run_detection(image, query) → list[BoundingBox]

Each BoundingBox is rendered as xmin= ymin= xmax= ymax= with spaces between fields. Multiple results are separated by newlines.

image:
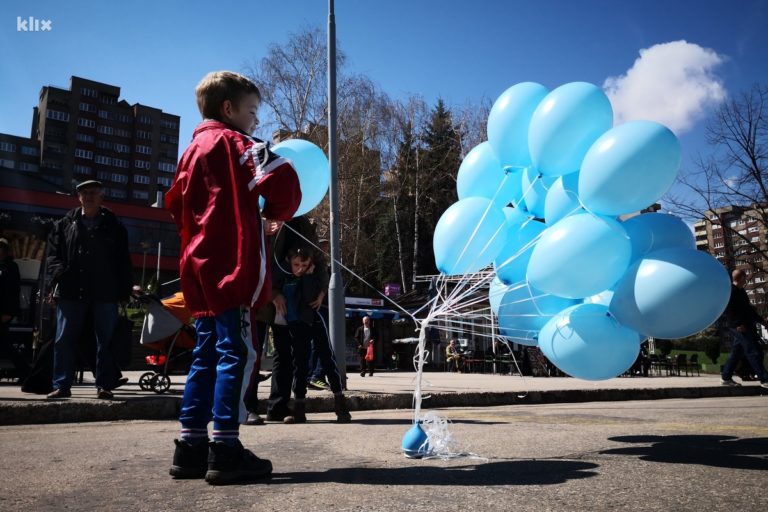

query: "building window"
xmin=114 ymin=158 xmax=129 ymax=168
xmin=115 ymin=143 xmax=130 ymax=153
xmin=81 ymin=87 xmax=98 ymax=98
xmin=21 ymin=146 xmax=38 ymax=156
xmin=133 ymin=190 xmax=150 ymax=200
xmin=748 ymin=226 xmax=760 ymax=233
xmin=0 ymin=159 xmax=15 ymax=169
xmin=47 ymin=110 xmax=70 ymax=122
xmin=135 ymin=160 xmax=150 ymax=170
xmin=79 ymin=102 xmax=97 ymax=112
xmin=116 ymin=129 xmax=131 ymax=138
xmin=78 ymin=118 xmax=96 ymax=128
xmin=111 ymin=173 xmax=128 ymax=184
xmin=74 ymin=164 xmax=92 ymax=175
xmin=96 ymin=140 xmax=113 ymax=150
xmin=75 ymin=148 xmax=93 ymax=160
xmin=134 ymin=174 xmax=150 ymax=184
xmin=76 ymin=133 xmax=94 ymax=143
xmin=138 ymin=115 xmax=153 ymax=125
xmin=157 ymin=176 xmax=172 ymax=187
xmin=97 ymin=125 xmax=114 ymax=135
xmin=160 ymin=119 xmax=179 ymax=130
xmin=752 ymin=236 xmax=761 ymax=243
xmin=18 ymin=162 xmax=38 ymax=172
xmin=137 ymin=130 xmax=152 ymax=140
xmin=98 ymin=110 xmax=110 ymax=119
xmin=160 ymin=133 xmax=178 ymax=144
xmin=94 ymin=155 xmax=111 ymax=165
xmin=714 ymin=242 xmax=724 ymax=248
xmin=118 ymin=114 xmax=131 ymax=124
xmin=158 ymin=162 xmax=176 ymax=173
xmin=100 ymin=95 xmax=117 ymax=104
xmin=0 ymin=141 xmax=16 ymax=152
xmin=136 ymin=145 xmax=152 ymax=155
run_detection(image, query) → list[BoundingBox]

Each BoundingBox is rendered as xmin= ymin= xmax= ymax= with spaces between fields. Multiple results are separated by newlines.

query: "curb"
xmin=0 ymin=386 xmax=764 ymax=426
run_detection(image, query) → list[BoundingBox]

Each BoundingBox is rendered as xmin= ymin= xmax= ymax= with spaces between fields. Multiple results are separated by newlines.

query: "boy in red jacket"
xmin=166 ymin=71 xmax=300 ymax=485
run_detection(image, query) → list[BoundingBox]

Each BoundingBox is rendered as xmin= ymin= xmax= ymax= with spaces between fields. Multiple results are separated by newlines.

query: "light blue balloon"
xmin=521 ymin=167 xmax=556 ymax=219
xmin=584 ymin=289 xmax=614 ymax=306
xmin=622 ymin=213 xmax=695 ymax=264
xmin=502 ymin=204 xmax=532 ymax=227
xmin=610 ymin=248 xmax=731 ymax=339
xmin=494 ymin=218 xmax=546 ymax=285
xmin=579 ymin=121 xmax=681 ymax=216
xmin=457 ymin=142 xmax=523 ymax=208
xmin=489 ymin=276 xmax=512 ymax=316
xmin=497 ymin=284 xmax=580 ymax=346
xmin=538 ymin=303 xmax=640 ymax=381
xmin=402 ymin=423 xmax=429 ymax=458
xmin=272 ymin=139 xmax=330 ymax=217
xmin=487 ymin=82 xmax=549 ymax=168
xmin=544 ymin=172 xmax=583 ymax=226
xmin=528 ymin=213 xmax=631 ymax=298
xmin=528 ymin=82 xmax=613 ymax=177
xmin=433 ymin=197 xmax=508 ymax=275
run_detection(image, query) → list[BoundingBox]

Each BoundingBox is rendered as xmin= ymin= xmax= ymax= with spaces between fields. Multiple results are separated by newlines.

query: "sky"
xmin=2 ymin=0 xmax=767 ymax=199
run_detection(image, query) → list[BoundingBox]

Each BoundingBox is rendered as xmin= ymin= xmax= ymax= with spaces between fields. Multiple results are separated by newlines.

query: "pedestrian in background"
xmin=0 ymin=237 xmax=29 ymax=382
xmin=45 ymin=180 xmax=133 ymax=400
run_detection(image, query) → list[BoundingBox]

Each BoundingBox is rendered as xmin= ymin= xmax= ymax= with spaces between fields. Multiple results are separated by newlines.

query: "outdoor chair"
xmin=687 ymin=354 xmax=701 ymax=376
xmin=674 ymin=353 xmax=688 ymax=376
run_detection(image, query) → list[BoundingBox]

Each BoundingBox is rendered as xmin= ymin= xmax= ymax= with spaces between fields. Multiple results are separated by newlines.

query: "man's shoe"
xmin=721 ymin=379 xmax=741 ymax=387
xmin=265 ymin=409 xmax=290 ymax=422
xmin=334 ymin=394 xmax=352 ymax=423
xmin=96 ymin=388 xmax=114 ymax=399
xmin=244 ymin=412 xmax=264 ymax=426
xmin=205 ymin=440 xmax=272 ymax=485
xmin=306 ymin=381 xmax=321 ymax=390
xmin=46 ymin=388 xmax=71 ymax=399
xmin=256 ymin=372 xmax=272 ymax=383
xmin=169 ymin=439 xmax=209 ymax=479
xmin=110 ymin=377 xmax=129 ymax=390
xmin=360 ymin=372 xmax=365 ymax=377
xmin=310 ymin=379 xmax=329 ymax=390
xmin=284 ymin=401 xmax=306 ymax=424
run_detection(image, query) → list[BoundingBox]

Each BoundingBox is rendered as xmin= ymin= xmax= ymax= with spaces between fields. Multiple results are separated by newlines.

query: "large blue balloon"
xmin=433 ymin=197 xmax=508 ymax=275
xmin=610 ymin=248 xmax=731 ymax=339
xmin=457 ymin=142 xmax=523 ymax=208
xmin=538 ymin=303 xmax=640 ymax=381
xmin=487 ymin=83 xmax=549 ymax=168
xmin=489 ymin=276 xmax=512 ymax=316
xmin=528 ymin=213 xmax=631 ymax=298
xmin=272 ymin=139 xmax=330 ymax=217
xmin=579 ymin=121 xmax=681 ymax=216
xmin=622 ymin=213 xmax=695 ymax=264
xmin=528 ymin=82 xmax=613 ymax=177
xmin=521 ymin=168 xmax=556 ymax=219
xmin=544 ymin=172 xmax=583 ymax=226
xmin=497 ymin=284 xmax=580 ymax=345
xmin=494 ymin=218 xmax=546 ymax=285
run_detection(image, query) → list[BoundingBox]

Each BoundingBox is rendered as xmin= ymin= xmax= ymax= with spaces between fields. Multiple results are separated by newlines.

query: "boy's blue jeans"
xmin=179 ymin=306 xmax=256 ymax=433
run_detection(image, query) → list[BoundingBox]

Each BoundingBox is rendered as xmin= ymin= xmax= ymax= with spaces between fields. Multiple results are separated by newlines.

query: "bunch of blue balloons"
xmin=433 ymin=82 xmax=731 ymax=381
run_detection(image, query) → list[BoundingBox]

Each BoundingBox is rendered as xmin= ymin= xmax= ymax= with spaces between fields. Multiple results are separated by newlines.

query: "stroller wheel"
xmin=151 ymin=374 xmax=171 ymax=394
xmin=139 ymin=372 xmax=155 ymax=391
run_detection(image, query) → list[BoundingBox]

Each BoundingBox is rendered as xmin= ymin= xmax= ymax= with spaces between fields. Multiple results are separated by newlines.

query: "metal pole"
xmin=156 ymin=241 xmax=162 ymax=288
xmin=327 ymin=0 xmax=346 ymax=386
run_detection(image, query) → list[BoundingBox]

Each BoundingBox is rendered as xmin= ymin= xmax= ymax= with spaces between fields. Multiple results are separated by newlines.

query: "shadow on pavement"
xmin=272 ymin=459 xmax=598 ymax=486
xmin=349 ymin=418 xmax=506 ymax=426
xmin=601 ymin=435 xmax=768 ymax=470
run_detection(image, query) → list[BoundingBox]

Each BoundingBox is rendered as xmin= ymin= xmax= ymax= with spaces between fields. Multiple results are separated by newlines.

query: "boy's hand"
xmin=273 ymin=294 xmax=287 ymax=315
xmin=264 ymin=219 xmax=283 ymax=236
xmin=308 ymin=290 xmax=325 ymax=310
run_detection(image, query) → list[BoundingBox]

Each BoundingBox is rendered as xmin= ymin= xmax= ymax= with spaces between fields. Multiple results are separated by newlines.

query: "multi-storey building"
xmin=694 ymin=204 xmax=768 ymax=309
xmin=1 ymin=76 xmax=179 ymax=205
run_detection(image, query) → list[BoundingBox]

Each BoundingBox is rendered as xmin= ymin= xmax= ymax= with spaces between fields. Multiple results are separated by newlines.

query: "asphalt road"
xmin=1 ymin=397 xmax=766 ymax=511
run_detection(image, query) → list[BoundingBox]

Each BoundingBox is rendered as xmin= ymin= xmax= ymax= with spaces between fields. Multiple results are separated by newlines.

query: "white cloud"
xmin=603 ymin=40 xmax=727 ymax=135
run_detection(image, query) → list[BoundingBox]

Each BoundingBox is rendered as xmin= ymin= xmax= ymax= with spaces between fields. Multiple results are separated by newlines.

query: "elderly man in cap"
xmin=46 ymin=180 xmax=134 ymax=399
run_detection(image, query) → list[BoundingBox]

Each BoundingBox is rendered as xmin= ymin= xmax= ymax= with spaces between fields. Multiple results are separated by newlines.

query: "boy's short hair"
xmin=195 ymin=71 xmax=261 ymax=120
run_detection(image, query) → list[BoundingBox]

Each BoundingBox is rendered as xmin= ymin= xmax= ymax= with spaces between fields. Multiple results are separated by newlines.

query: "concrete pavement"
xmin=1 ymin=369 xmax=766 ymax=425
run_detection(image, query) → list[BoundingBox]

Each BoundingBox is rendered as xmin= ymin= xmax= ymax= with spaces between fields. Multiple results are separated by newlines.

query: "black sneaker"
xmin=265 ymin=409 xmax=291 ymax=422
xmin=205 ymin=440 xmax=273 ymax=485
xmin=169 ymin=439 xmax=209 ymax=479
xmin=46 ymin=388 xmax=71 ymax=399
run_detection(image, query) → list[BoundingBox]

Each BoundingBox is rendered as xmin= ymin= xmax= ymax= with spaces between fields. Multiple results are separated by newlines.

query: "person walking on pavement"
xmin=0 ymin=238 xmax=30 ymax=383
xmin=356 ymin=316 xmax=373 ymax=377
xmin=721 ymin=269 xmax=768 ymax=388
xmin=46 ymin=180 xmax=134 ymax=400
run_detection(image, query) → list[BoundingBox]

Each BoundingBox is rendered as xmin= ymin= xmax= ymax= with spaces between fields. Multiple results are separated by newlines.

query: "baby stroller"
xmin=137 ymin=291 xmax=196 ymax=394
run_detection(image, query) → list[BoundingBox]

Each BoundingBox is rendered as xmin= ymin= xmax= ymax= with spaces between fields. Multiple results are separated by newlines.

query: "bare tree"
xmin=667 ymin=84 xmax=768 ymax=272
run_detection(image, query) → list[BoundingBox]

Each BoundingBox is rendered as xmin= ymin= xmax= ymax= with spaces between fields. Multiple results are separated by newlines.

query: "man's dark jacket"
xmin=46 ymin=207 xmax=133 ymax=302
xmin=0 ymin=256 xmax=21 ymax=318
xmin=724 ymin=284 xmax=762 ymax=330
